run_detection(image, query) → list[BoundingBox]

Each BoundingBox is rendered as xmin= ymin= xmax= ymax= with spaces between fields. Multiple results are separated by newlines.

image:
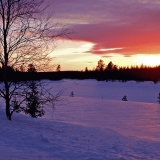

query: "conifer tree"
xmin=70 ymin=91 xmax=74 ymax=97
xmin=157 ymin=92 xmax=160 ymax=104
xmin=122 ymin=95 xmax=128 ymax=101
xmin=24 ymin=81 xmax=44 ymax=118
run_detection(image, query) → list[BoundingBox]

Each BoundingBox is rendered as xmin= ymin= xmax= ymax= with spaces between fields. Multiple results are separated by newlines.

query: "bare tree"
xmin=10 ymin=80 xmax=63 ymax=118
xmin=0 ymin=0 xmax=70 ymax=120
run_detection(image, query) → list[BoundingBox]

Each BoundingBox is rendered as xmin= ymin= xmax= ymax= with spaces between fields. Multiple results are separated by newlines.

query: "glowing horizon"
xmin=52 ymin=41 xmax=160 ymax=71
xmin=48 ymin=0 xmax=160 ymax=71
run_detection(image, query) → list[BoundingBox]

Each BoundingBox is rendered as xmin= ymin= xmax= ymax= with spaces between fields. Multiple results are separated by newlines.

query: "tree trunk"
xmin=5 ymin=80 xmax=11 ymax=120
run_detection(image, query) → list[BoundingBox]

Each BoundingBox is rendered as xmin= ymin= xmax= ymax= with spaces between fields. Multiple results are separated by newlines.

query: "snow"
xmin=1 ymin=79 xmax=160 ymax=159
xmin=49 ymin=79 xmax=160 ymax=103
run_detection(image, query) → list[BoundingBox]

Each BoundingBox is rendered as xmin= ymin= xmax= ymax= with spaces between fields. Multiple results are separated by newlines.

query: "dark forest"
xmin=2 ymin=61 xmax=160 ymax=83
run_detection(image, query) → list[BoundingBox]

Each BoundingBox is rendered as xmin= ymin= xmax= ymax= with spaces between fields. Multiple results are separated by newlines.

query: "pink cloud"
xmin=50 ymin=0 xmax=160 ymax=56
xmin=71 ymin=21 xmax=160 ymax=55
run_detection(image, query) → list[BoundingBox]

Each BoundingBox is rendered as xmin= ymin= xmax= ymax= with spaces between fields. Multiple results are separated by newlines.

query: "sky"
xmin=48 ymin=0 xmax=160 ymax=71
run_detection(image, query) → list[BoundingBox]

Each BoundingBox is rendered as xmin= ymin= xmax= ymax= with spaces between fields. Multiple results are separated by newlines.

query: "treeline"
xmin=83 ymin=60 xmax=160 ymax=82
xmin=0 ymin=61 xmax=160 ymax=82
xmin=0 ymin=67 xmax=160 ymax=82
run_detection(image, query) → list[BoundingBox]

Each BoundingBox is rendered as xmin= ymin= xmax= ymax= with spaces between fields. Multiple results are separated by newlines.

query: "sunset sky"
xmin=49 ymin=0 xmax=160 ymax=71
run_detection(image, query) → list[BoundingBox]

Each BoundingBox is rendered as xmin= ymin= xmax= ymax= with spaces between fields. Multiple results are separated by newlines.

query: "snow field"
xmin=1 ymin=80 xmax=160 ymax=159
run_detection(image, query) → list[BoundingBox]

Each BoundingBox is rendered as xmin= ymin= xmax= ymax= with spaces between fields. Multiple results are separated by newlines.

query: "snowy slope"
xmin=48 ymin=79 xmax=160 ymax=103
xmin=1 ymin=80 xmax=160 ymax=160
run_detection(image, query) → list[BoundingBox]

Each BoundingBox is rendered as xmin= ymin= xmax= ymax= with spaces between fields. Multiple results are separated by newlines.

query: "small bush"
xmin=157 ymin=92 xmax=160 ymax=104
xmin=122 ymin=95 xmax=128 ymax=101
xmin=70 ymin=91 xmax=74 ymax=97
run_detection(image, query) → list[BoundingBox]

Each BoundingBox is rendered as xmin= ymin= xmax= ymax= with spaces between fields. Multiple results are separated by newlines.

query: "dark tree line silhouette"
xmin=0 ymin=60 xmax=160 ymax=83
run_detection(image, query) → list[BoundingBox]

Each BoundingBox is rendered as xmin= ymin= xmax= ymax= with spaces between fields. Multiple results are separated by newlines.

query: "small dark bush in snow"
xmin=157 ymin=92 xmax=160 ymax=104
xmin=122 ymin=95 xmax=128 ymax=101
xmin=70 ymin=91 xmax=74 ymax=97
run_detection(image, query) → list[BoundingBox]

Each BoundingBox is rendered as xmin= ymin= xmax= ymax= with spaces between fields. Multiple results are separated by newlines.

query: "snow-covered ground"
xmin=1 ymin=79 xmax=160 ymax=160
xmin=49 ymin=79 xmax=160 ymax=103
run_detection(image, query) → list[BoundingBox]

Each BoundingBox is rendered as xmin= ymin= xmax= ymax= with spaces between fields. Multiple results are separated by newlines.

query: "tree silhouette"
xmin=96 ymin=59 xmax=105 ymax=71
xmin=157 ymin=92 xmax=160 ymax=104
xmin=70 ymin=91 xmax=74 ymax=97
xmin=28 ymin=64 xmax=37 ymax=73
xmin=56 ymin=65 xmax=61 ymax=72
xmin=105 ymin=61 xmax=118 ymax=71
xmin=122 ymin=95 xmax=128 ymax=101
xmin=0 ymin=0 xmax=70 ymax=120
xmin=85 ymin=67 xmax=88 ymax=72
xmin=24 ymin=81 xmax=44 ymax=118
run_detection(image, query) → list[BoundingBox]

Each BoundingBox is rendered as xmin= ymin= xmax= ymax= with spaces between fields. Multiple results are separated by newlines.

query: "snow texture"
xmin=1 ymin=79 xmax=160 ymax=160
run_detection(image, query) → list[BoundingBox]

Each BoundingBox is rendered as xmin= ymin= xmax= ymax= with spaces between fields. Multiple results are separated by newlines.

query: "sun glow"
xmin=135 ymin=55 xmax=160 ymax=67
xmin=52 ymin=41 xmax=97 ymax=71
xmin=52 ymin=39 xmax=160 ymax=71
